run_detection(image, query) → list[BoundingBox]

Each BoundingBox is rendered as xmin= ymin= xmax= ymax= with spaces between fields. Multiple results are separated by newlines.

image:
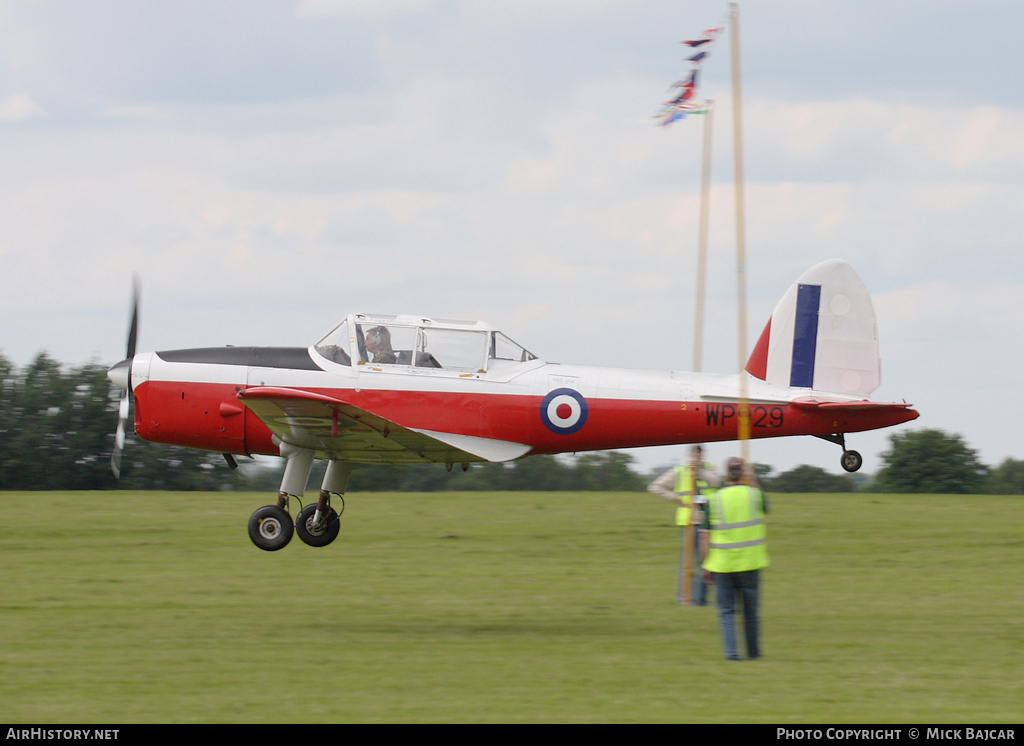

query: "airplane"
xmin=107 ymin=259 xmax=918 ymax=551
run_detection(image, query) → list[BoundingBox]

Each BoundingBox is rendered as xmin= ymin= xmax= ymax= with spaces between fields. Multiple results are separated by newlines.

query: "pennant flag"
xmin=652 ymin=101 xmax=709 ymax=125
xmin=656 ymin=24 xmax=722 ymax=126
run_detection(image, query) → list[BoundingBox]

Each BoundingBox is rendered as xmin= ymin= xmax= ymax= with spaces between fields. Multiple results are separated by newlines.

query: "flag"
xmin=655 ymin=25 xmax=722 ymax=126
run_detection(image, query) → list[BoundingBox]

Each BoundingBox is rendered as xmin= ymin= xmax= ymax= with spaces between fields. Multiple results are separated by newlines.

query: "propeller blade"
xmin=112 ymin=398 xmax=126 ymax=479
xmin=127 ymin=275 xmax=140 ymax=359
xmin=111 ymin=275 xmax=140 ymax=479
xmin=118 ymin=387 xmax=130 ymax=419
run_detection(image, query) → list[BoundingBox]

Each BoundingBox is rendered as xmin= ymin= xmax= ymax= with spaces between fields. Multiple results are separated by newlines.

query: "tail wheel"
xmin=295 ymin=503 xmax=341 ymax=548
xmin=841 ymin=450 xmax=863 ymax=473
xmin=248 ymin=505 xmax=294 ymax=551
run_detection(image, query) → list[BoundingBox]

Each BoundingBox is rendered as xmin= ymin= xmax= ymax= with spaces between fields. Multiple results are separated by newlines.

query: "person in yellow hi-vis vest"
xmin=648 ymin=445 xmax=717 ymax=605
xmin=700 ymin=456 xmax=769 ymax=660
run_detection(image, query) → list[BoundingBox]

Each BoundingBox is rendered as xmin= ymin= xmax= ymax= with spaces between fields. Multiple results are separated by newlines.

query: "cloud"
xmin=748 ymin=98 xmax=1024 ymax=182
xmin=0 ymin=93 xmax=43 ymax=121
xmin=297 ymin=0 xmax=444 ymax=19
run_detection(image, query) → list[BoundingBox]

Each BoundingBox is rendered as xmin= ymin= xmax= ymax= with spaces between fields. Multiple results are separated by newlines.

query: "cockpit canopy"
xmin=313 ymin=314 xmax=538 ymax=374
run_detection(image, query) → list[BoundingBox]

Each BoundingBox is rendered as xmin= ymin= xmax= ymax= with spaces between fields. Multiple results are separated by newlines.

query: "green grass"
xmin=0 ymin=490 xmax=1021 ymax=723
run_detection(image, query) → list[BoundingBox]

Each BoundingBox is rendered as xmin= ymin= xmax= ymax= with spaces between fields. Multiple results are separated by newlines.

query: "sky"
xmin=1 ymin=0 xmax=1022 ymax=478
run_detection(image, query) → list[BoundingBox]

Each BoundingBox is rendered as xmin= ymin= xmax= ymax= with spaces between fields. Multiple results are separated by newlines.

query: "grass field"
xmin=0 ymin=490 xmax=1021 ymax=723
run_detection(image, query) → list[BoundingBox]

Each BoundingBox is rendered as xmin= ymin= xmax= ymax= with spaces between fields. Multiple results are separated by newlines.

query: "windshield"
xmin=490 ymin=332 xmax=537 ymax=364
xmin=314 ymin=320 xmax=352 ymax=365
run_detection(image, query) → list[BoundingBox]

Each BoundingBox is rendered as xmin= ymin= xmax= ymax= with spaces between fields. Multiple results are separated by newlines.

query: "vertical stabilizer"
xmin=745 ymin=259 xmax=881 ymax=396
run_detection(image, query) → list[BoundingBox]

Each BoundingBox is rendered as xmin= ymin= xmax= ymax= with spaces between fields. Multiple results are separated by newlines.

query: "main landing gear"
xmin=248 ymin=504 xmax=294 ymax=551
xmin=840 ymin=449 xmax=863 ymax=473
xmin=247 ymin=446 xmax=352 ymax=551
xmin=818 ymin=434 xmax=863 ymax=473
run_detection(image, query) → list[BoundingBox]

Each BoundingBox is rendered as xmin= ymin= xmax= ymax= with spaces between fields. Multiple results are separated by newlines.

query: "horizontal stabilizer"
xmin=791 ymin=397 xmax=915 ymax=411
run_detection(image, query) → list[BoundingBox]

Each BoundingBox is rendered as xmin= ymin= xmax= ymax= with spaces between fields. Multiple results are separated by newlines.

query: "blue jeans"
xmin=712 ymin=570 xmax=761 ymax=660
xmin=692 ymin=532 xmax=709 ymax=605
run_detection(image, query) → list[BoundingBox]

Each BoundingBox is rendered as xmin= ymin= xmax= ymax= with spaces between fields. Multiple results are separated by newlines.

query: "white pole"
xmin=679 ymin=99 xmax=714 ymax=607
xmin=730 ymin=3 xmax=751 ymax=466
xmin=693 ymin=100 xmax=713 ymax=373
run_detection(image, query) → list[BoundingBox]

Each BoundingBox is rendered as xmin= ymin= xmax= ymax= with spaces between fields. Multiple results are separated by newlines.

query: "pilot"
xmin=365 ymin=326 xmax=397 ymax=364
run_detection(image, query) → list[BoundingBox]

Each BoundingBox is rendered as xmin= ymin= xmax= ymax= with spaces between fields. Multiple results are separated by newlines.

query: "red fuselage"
xmin=128 ymin=347 xmax=918 ymax=462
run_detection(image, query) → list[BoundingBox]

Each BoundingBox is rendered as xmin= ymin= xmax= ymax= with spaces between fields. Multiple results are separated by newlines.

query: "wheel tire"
xmin=248 ymin=505 xmax=294 ymax=551
xmin=841 ymin=450 xmax=863 ymax=473
xmin=295 ymin=503 xmax=341 ymax=548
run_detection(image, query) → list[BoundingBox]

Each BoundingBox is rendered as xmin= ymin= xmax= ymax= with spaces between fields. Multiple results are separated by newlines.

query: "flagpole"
xmin=659 ymin=19 xmax=723 ymax=606
xmin=730 ymin=3 xmax=751 ymax=468
xmin=678 ymin=98 xmax=713 ymax=607
xmin=693 ymin=99 xmax=713 ymax=373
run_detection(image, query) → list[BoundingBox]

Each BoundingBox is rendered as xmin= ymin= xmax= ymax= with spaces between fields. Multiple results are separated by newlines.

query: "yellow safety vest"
xmin=674 ymin=465 xmax=713 ymax=526
xmin=702 ymin=484 xmax=769 ymax=573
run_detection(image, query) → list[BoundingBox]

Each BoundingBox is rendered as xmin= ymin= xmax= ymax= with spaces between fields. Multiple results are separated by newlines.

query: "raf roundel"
xmin=540 ymin=388 xmax=589 ymax=435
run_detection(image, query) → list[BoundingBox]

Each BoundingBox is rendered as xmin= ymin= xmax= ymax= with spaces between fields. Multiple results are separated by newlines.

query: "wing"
xmin=238 ymin=387 xmax=532 ymax=465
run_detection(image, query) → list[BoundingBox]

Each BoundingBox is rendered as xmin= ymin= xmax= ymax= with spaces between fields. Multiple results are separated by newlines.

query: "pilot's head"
xmin=365 ymin=326 xmax=392 ymax=354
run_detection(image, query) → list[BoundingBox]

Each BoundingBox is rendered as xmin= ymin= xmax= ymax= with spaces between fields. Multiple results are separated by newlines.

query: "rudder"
xmin=745 ymin=259 xmax=881 ymax=396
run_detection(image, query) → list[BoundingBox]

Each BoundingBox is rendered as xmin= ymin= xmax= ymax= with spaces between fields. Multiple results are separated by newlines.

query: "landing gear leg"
xmin=815 ymin=434 xmax=864 ymax=473
xmin=247 ymin=443 xmax=315 ymax=551
xmin=296 ymin=461 xmax=351 ymax=548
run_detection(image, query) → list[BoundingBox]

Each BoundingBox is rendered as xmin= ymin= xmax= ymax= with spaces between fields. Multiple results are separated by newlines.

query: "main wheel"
xmin=295 ymin=503 xmax=341 ymax=548
xmin=840 ymin=450 xmax=863 ymax=473
xmin=248 ymin=505 xmax=294 ymax=551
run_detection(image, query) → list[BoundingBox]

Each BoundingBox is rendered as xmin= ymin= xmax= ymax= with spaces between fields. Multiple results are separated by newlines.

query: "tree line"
xmin=0 ymin=354 xmax=231 ymax=491
xmin=1 ymin=353 xmax=1021 ymax=494
xmin=761 ymin=429 xmax=1021 ymax=495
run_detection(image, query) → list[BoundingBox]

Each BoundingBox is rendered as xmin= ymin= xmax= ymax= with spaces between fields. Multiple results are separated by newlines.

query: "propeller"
xmin=110 ymin=275 xmax=140 ymax=478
